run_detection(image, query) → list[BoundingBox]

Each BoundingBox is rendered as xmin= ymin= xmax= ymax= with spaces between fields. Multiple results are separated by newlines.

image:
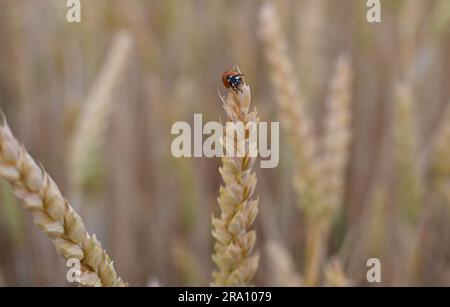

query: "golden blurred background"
xmin=0 ymin=0 xmax=450 ymax=286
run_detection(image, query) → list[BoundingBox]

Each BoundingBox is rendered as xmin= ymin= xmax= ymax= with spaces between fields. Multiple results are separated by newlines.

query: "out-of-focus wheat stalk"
xmin=394 ymin=82 xmax=422 ymax=223
xmin=68 ymin=31 xmax=133 ymax=198
xmin=260 ymin=3 xmax=321 ymax=282
xmin=399 ymin=0 xmax=425 ymax=74
xmin=303 ymin=56 xmax=353 ymax=287
xmin=322 ymin=55 xmax=353 ymax=217
xmin=431 ymin=100 xmax=450 ymax=205
xmin=305 ymin=64 xmax=353 ymax=286
xmin=296 ymin=0 xmax=325 ymax=98
xmin=394 ymin=82 xmax=427 ymax=284
xmin=324 ymin=258 xmax=352 ymax=287
xmin=265 ymin=241 xmax=302 ymax=286
xmin=259 ymin=2 xmax=321 ymax=217
xmin=172 ymin=241 xmax=202 ymax=286
xmin=0 ymin=268 xmax=4 ymax=286
xmin=431 ymin=0 xmax=450 ymax=37
xmin=0 ymin=110 xmax=126 ymax=286
xmin=259 ymin=2 xmax=353 ymax=286
xmin=211 ymin=82 xmax=259 ymax=286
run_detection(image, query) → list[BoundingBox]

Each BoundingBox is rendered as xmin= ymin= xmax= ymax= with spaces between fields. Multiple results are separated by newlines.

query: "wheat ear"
xmin=260 ymin=2 xmax=325 ymax=286
xmin=304 ymin=55 xmax=353 ymax=286
xmin=322 ymin=55 xmax=353 ymax=212
xmin=259 ymin=2 xmax=321 ymax=213
xmin=0 ymin=110 xmax=126 ymax=287
xmin=211 ymin=82 xmax=259 ymax=286
xmin=394 ymin=82 xmax=424 ymax=283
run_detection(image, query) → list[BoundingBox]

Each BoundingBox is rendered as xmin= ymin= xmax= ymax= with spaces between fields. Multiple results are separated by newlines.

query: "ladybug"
xmin=222 ymin=70 xmax=244 ymax=92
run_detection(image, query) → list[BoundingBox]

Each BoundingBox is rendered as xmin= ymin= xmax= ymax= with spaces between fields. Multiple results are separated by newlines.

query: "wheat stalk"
xmin=259 ymin=2 xmax=323 ymax=286
xmin=322 ymin=55 xmax=353 ymax=212
xmin=259 ymin=2 xmax=321 ymax=216
xmin=211 ymin=80 xmax=259 ymax=286
xmin=0 ymin=110 xmax=126 ymax=287
xmin=172 ymin=241 xmax=202 ymax=286
xmin=431 ymin=99 xmax=450 ymax=204
xmin=0 ymin=268 xmax=4 ymax=286
xmin=69 ymin=31 xmax=133 ymax=196
xmin=324 ymin=258 xmax=352 ymax=287
xmin=394 ymin=82 xmax=426 ymax=284
xmin=303 ymin=56 xmax=353 ymax=287
xmin=432 ymin=0 xmax=450 ymax=37
xmin=394 ymin=82 xmax=422 ymax=223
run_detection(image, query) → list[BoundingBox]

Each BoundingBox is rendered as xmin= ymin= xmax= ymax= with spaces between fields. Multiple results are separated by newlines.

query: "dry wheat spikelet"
xmin=259 ymin=2 xmax=322 ymax=214
xmin=265 ymin=241 xmax=302 ymax=286
xmin=0 ymin=110 xmax=127 ymax=287
xmin=211 ymin=79 xmax=259 ymax=286
xmin=394 ymin=82 xmax=426 ymax=283
xmin=69 ymin=31 xmax=133 ymax=194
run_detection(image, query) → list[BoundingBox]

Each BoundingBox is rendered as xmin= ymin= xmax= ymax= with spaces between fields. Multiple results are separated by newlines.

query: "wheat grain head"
xmin=211 ymin=82 xmax=259 ymax=286
xmin=259 ymin=2 xmax=322 ymax=214
xmin=321 ymin=55 xmax=353 ymax=219
xmin=0 ymin=110 xmax=126 ymax=287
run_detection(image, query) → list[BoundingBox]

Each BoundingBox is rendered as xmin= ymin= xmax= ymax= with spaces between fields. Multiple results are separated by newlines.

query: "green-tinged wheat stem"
xmin=394 ymin=83 xmax=424 ymax=284
xmin=0 ymin=267 xmax=4 ymax=286
xmin=172 ymin=241 xmax=202 ymax=286
xmin=211 ymin=82 xmax=259 ymax=286
xmin=69 ymin=31 xmax=133 ymax=197
xmin=0 ymin=110 xmax=127 ymax=287
xmin=431 ymin=0 xmax=450 ymax=37
xmin=394 ymin=82 xmax=422 ymax=224
xmin=431 ymin=99 xmax=450 ymax=205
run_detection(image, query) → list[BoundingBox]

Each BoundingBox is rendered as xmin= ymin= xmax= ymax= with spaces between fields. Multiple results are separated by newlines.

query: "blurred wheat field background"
xmin=1 ymin=0 xmax=450 ymax=286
